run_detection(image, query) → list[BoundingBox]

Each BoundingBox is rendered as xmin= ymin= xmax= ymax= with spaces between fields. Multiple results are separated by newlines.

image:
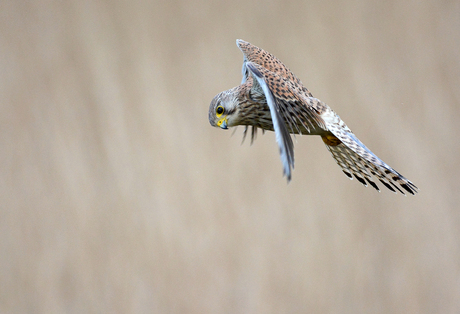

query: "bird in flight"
xmin=208 ymin=39 xmax=418 ymax=195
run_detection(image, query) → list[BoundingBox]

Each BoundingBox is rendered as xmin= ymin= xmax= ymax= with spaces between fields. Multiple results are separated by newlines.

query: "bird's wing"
xmin=236 ymin=39 xmax=313 ymax=98
xmin=309 ymin=97 xmax=419 ymax=195
xmin=325 ymin=141 xmax=418 ymax=195
xmin=245 ymin=61 xmax=331 ymax=182
xmin=237 ymin=40 xmax=327 ymax=133
xmin=244 ymin=62 xmax=295 ymax=181
xmin=246 ymin=62 xmax=327 ymax=133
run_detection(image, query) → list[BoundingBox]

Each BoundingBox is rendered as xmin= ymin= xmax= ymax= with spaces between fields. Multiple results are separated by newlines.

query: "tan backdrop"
xmin=1 ymin=0 xmax=459 ymax=313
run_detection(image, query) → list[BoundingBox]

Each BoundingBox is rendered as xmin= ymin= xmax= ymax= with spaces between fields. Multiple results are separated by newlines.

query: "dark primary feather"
xmin=324 ymin=132 xmax=418 ymax=195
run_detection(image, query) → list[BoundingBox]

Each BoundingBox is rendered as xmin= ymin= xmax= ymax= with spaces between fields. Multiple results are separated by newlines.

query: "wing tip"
xmin=236 ymin=39 xmax=248 ymax=48
xmin=283 ymin=160 xmax=293 ymax=184
xmin=285 ymin=174 xmax=291 ymax=184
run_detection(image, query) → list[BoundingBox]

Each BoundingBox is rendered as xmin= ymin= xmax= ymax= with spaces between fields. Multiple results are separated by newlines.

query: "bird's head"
xmin=208 ymin=87 xmax=241 ymax=130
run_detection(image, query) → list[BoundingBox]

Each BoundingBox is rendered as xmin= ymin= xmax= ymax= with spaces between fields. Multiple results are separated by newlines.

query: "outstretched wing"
xmin=311 ymin=98 xmax=419 ymax=195
xmin=325 ymin=141 xmax=418 ymax=195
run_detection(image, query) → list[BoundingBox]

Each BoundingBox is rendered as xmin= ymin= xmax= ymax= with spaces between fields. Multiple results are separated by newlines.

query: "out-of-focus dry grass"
xmin=1 ymin=0 xmax=459 ymax=313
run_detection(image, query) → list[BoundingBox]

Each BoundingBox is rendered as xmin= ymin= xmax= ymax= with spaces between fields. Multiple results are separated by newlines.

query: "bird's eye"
xmin=216 ymin=106 xmax=224 ymax=117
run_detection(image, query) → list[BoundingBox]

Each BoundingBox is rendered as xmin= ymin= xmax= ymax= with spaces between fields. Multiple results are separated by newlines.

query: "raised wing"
xmin=246 ymin=62 xmax=327 ymax=133
xmin=237 ymin=39 xmax=313 ymax=98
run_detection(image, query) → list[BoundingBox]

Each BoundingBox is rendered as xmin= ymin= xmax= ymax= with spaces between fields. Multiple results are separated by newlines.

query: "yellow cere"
xmin=217 ymin=117 xmax=227 ymax=127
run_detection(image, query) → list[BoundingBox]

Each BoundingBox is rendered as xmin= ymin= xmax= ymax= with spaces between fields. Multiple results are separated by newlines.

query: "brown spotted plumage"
xmin=208 ymin=39 xmax=418 ymax=195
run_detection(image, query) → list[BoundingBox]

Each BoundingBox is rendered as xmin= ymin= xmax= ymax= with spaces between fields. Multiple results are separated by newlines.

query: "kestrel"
xmin=208 ymin=39 xmax=418 ymax=195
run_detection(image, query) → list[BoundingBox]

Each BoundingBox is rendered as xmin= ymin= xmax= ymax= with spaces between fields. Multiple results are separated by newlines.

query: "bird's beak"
xmin=217 ymin=117 xmax=228 ymax=129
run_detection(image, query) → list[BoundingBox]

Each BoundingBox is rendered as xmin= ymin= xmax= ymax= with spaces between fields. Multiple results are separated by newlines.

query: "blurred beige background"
xmin=1 ymin=0 xmax=459 ymax=313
